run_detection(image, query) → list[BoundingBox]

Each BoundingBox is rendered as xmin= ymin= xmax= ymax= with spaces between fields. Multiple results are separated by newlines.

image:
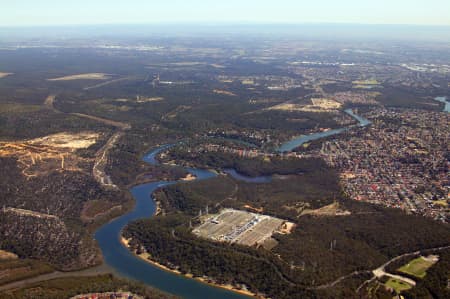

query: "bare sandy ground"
xmin=29 ymin=132 xmax=99 ymax=149
xmin=48 ymin=73 xmax=111 ymax=81
xmin=268 ymin=98 xmax=342 ymax=113
xmin=301 ymin=202 xmax=351 ymax=217
xmin=136 ymin=96 xmax=164 ymax=103
xmin=0 ymin=72 xmax=13 ymax=79
xmin=0 ymin=132 xmax=99 ymax=177
xmin=213 ymin=89 xmax=237 ymax=96
xmin=0 ymin=250 xmax=18 ymax=260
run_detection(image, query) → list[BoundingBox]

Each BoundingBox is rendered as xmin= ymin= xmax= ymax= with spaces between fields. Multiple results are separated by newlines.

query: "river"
xmin=95 ymin=145 xmax=248 ymax=299
xmin=95 ymin=109 xmax=371 ymax=298
xmin=277 ymin=108 xmax=371 ymax=152
xmin=434 ymin=96 xmax=450 ymax=113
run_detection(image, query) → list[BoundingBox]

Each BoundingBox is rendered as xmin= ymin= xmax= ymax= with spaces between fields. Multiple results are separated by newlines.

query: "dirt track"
xmin=0 ymin=264 xmax=113 ymax=291
xmin=42 ymin=94 xmax=130 ymax=189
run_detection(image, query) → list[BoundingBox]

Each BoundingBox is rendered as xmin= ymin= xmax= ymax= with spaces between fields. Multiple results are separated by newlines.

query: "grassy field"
xmin=0 ymin=259 xmax=53 ymax=285
xmin=385 ymin=278 xmax=413 ymax=293
xmin=0 ymin=103 xmax=42 ymax=114
xmin=433 ymin=199 xmax=448 ymax=207
xmin=352 ymin=79 xmax=380 ymax=85
xmin=397 ymin=256 xmax=437 ymax=278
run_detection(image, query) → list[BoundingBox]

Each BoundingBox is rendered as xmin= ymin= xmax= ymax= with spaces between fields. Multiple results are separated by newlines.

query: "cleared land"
xmin=48 ymin=73 xmax=111 ymax=81
xmin=0 ymin=132 xmax=99 ymax=177
xmin=397 ymin=255 xmax=439 ymax=278
xmin=192 ymin=208 xmax=289 ymax=247
xmin=136 ymin=96 xmax=164 ymax=103
xmin=0 ymin=72 xmax=13 ymax=79
xmin=267 ymin=98 xmax=342 ymax=113
xmin=301 ymin=202 xmax=351 ymax=217
xmin=0 ymin=250 xmax=18 ymax=260
xmin=384 ymin=278 xmax=413 ymax=293
xmin=352 ymin=79 xmax=380 ymax=85
xmin=0 ymin=259 xmax=53 ymax=286
xmin=213 ymin=89 xmax=237 ymax=96
xmin=30 ymin=132 xmax=99 ymax=149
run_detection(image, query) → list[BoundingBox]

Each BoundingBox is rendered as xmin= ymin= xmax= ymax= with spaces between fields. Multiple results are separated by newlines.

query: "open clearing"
xmin=0 ymin=250 xmax=18 ymax=260
xmin=213 ymin=89 xmax=237 ymax=96
xmin=267 ymin=98 xmax=341 ymax=113
xmin=397 ymin=255 xmax=439 ymax=278
xmin=29 ymin=132 xmax=99 ymax=149
xmin=0 ymin=132 xmax=99 ymax=177
xmin=48 ymin=73 xmax=112 ymax=81
xmin=352 ymin=79 xmax=380 ymax=85
xmin=0 ymin=259 xmax=53 ymax=286
xmin=301 ymin=202 xmax=351 ymax=217
xmin=384 ymin=278 xmax=413 ymax=293
xmin=0 ymin=72 xmax=13 ymax=79
xmin=136 ymin=96 xmax=164 ymax=103
xmin=193 ymin=208 xmax=291 ymax=248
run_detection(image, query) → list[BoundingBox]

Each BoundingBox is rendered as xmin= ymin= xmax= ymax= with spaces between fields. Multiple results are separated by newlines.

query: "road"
xmin=308 ymin=245 xmax=450 ymax=292
xmin=42 ymin=94 xmax=130 ymax=189
xmin=92 ymin=131 xmax=124 ymax=189
xmin=356 ymin=245 xmax=450 ymax=293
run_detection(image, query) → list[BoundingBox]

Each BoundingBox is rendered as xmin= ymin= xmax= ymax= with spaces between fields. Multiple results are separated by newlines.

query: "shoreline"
xmin=119 ymin=237 xmax=261 ymax=298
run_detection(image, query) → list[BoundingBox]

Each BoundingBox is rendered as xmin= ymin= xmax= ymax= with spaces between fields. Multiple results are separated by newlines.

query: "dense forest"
xmin=124 ymin=215 xmax=316 ymax=299
xmin=163 ymin=146 xmax=329 ymax=177
xmin=403 ymin=249 xmax=450 ymax=299
xmin=126 ymin=173 xmax=450 ymax=298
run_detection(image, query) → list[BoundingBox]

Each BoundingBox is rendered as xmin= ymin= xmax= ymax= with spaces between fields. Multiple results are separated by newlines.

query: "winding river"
xmin=95 ymin=109 xmax=371 ymax=298
xmin=277 ymin=108 xmax=371 ymax=152
xmin=434 ymin=96 xmax=450 ymax=113
xmin=95 ymin=145 xmax=250 ymax=299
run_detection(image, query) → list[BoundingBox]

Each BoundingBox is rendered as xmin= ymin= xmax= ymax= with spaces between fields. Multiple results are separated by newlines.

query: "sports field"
xmin=385 ymin=278 xmax=413 ymax=293
xmin=397 ymin=255 xmax=438 ymax=278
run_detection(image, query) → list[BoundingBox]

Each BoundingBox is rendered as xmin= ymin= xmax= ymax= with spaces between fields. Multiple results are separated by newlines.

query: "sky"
xmin=0 ymin=0 xmax=449 ymax=27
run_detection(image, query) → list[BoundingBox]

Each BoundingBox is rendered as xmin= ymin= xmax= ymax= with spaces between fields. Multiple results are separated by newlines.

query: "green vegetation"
xmin=385 ymin=278 xmax=413 ymax=293
xmin=0 ymin=275 xmax=176 ymax=299
xmin=124 ymin=215 xmax=314 ymax=299
xmin=352 ymin=79 xmax=380 ymax=85
xmin=128 ymin=173 xmax=450 ymax=297
xmin=398 ymin=257 xmax=436 ymax=279
xmin=377 ymin=86 xmax=442 ymax=111
xmin=0 ymin=259 xmax=53 ymax=285
xmin=164 ymin=146 xmax=329 ymax=177
xmin=0 ymin=103 xmax=112 ymax=140
xmin=1 ymin=41 xmax=449 ymax=299
xmin=156 ymin=169 xmax=339 ymax=219
xmin=403 ymin=249 xmax=450 ymax=299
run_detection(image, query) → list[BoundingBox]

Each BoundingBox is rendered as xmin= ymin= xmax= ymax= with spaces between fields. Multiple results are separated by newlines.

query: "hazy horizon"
xmin=2 ymin=0 xmax=450 ymax=27
xmin=1 ymin=23 xmax=450 ymax=43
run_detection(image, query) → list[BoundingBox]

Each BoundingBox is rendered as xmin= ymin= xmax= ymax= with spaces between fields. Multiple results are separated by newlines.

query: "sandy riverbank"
xmin=119 ymin=237 xmax=261 ymax=298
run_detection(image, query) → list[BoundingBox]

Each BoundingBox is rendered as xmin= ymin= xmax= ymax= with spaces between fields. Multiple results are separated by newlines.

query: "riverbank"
xmin=119 ymin=237 xmax=260 ymax=298
xmin=277 ymin=108 xmax=371 ymax=152
xmin=434 ymin=96 xmax=450 ymax=112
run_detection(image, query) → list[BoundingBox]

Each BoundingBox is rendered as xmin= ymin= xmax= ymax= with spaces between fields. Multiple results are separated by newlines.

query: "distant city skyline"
xmin=1 ymin=0 xmax=450 ymax=27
